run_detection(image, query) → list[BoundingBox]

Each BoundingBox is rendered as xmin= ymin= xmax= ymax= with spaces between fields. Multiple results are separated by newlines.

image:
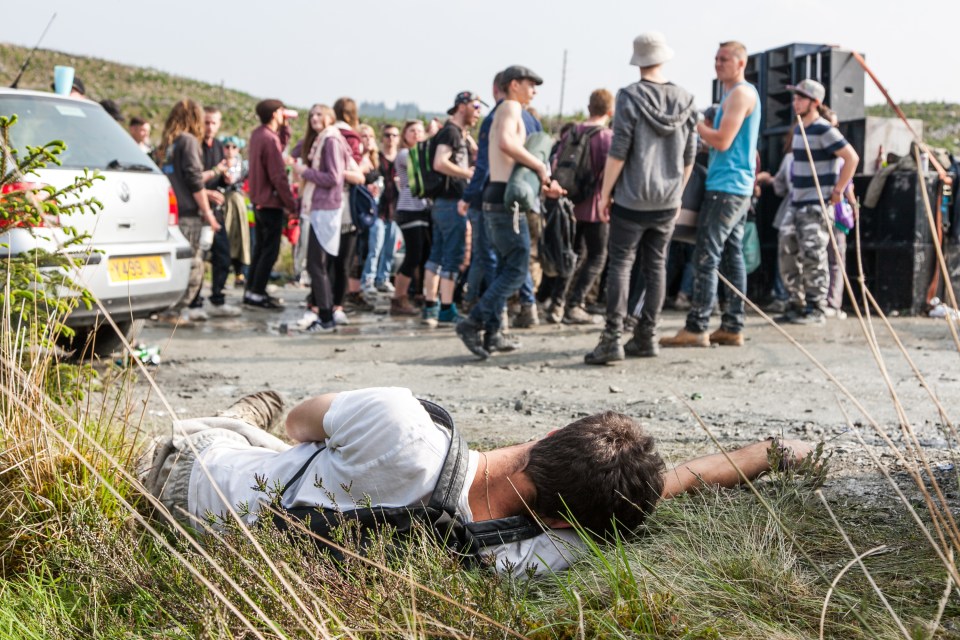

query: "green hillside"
xmin=866 ymin=101 xmax=960 ymax=153
xmin=0 ymin=42 xmax=302 ymax=142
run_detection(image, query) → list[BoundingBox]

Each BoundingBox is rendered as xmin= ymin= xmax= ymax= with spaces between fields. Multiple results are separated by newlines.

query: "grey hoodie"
xmin=609 ymin=80 xmax=698 ymax=211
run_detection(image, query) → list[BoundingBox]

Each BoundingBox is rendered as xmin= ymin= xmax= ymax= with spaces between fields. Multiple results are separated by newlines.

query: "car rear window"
xmin=0 ymin=94 xmax=160 ymax=173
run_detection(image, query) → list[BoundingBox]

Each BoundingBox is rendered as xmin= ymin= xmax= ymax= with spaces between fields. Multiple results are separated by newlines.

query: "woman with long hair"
xmin=157 ymin=98 xmax=221 ymax=321
xmin=331 ymin=97 xmax=367 ymax=322
xmin=291 ymin=104 xmax=354 ymax=332
xmin=390 ymin=119 xmax=431 ymax=316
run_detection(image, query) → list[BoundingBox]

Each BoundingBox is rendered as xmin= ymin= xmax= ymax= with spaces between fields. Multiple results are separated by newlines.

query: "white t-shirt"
xmin=189 ymin=387 xmax=584 ymax=574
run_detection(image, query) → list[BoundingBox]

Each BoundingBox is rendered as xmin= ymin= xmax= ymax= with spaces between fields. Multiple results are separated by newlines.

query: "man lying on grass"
xmin=139 ymin=387 xmax=812 ymax=574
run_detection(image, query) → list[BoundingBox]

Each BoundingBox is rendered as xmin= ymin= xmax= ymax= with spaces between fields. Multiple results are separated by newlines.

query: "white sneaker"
xmin=333 ymin=308 xmax=349 ymax=325
xmin=297 ymin=310 xmax=319 ymax=329
xmin=207 ymin=302 xmax=242 ymax=318
xmin=182 ymin=307 xmax=208 ymax=322
xmin=376 ymin=281 xmax=396 ymax=293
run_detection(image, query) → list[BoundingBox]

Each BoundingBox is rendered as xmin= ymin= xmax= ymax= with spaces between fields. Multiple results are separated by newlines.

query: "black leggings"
xmin=332 ymin=230 xmax=357 ymax=306
xmin=396 ymin=210 xmax=431 ymax=282
xmin=550 ymin=221 xmax=609 ymax=305
xmin=306 ymin=231 xmax=335 ymax=322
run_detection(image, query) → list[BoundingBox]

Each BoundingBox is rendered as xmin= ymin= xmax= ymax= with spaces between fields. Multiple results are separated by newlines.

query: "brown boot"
xmin=709 ymin=328 xmax=744 ymax=346
xmin=390 ymin=296 xmax=418 ymax=316
xmin=659 ymin=329 xmax=710 ymax=348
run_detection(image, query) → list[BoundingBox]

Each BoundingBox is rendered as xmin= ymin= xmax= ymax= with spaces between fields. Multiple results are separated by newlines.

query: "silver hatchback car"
xmin=0 ymin=88 xmax=192 ymax=355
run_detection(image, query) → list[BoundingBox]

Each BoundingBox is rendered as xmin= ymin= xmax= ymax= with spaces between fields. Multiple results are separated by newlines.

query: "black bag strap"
xmin=275 ymin=398 xmax=469 ymax=519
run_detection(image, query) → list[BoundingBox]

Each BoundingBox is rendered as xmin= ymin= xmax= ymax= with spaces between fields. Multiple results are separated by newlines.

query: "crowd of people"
xmin=138 ymin=32 xmax=859 ymax=362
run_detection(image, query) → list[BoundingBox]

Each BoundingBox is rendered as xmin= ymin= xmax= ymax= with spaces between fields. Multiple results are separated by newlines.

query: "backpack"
xmin=538 ymin=196 xmax=578 ymax=278
xmin=553 ymin=125 xmax=604 ymax=204
xmin=407 ymin=138 xmax=445 ymax=199
xmin=349 ymin=184 xmax=378 ymax=231
xmin=270 ymin=399 xmax=545 ymax=566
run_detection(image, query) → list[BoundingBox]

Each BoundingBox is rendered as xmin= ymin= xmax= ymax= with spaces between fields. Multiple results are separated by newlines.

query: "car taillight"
xmin=168 ymin=187 xmax=179 ymax=226
xmin=0 ymin=182 xmax=52 ymax=227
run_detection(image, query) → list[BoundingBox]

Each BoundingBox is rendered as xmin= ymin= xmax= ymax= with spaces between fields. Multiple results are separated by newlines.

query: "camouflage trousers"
xmin=177 ymin=216 xmax=206 ymax=309
xmin=778 ymin=204 xmax=832 ymax=309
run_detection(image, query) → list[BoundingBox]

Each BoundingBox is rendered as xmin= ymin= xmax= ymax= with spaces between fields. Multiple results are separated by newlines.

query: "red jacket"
xmin=247 ymin=125 xmax=297 ymax=211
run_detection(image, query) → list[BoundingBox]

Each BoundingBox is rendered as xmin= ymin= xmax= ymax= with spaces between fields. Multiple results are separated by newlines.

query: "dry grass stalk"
xmin=818 ymin=545 xmax=888 ymax=640
xmin=815 ymin=491 xmax=911 ymax=639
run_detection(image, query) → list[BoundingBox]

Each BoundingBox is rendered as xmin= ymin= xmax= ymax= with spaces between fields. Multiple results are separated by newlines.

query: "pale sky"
xmin=3 ymin=1 xmax=955 ymax=115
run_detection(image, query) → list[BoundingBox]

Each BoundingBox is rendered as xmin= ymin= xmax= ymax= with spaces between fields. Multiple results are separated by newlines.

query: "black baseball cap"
xmin=447 ymin=91 xmax=488 ymax=115
xmin=500 ymin=65 xmax=543 ymax=89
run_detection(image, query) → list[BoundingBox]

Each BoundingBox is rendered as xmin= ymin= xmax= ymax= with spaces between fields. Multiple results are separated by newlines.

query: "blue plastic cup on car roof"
xmin=53 ymin=66 xmax=75 ymax=96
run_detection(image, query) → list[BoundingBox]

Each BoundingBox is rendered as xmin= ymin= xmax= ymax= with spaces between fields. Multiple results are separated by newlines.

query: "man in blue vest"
xmin=661 ymin=41 xmax=760 ymax=348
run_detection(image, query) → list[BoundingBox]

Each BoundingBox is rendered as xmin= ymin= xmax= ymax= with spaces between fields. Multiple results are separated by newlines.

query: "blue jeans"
xmin=361 ymin=218 xmax=398 ymax=286
xmin=426 ymin=198 xmax=467 ymax=279
xmin=685 ymin=191 xmax=750 ymax=334
xmin=465 ymin=207 xmax=497 ymax=303
xmin=469 ymin=209 xmax=531 ymax=332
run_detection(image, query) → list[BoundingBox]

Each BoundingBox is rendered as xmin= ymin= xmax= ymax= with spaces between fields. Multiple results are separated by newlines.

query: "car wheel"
xmin=62 ymin=319 xmax=144 ymax=361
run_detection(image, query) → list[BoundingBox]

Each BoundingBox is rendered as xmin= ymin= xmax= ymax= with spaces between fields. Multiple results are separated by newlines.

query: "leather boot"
xmin=584 ymin=330 xmax=625 ymax=365
xmin=709 ymin=328 xmax=744 ymax=346
xmin=659 ymin=329 xmax=710 ymax=348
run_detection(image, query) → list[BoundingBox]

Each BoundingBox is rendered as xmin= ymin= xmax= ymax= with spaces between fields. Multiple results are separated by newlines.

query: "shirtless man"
xmin=456 ymin=65 xmax=561 ymax=359
xmin=661 ymin=41 xmax=761 ymax=349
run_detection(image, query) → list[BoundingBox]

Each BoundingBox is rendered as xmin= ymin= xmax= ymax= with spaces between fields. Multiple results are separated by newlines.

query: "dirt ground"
xmin=129 ymin=285 xmax=959 ymax=495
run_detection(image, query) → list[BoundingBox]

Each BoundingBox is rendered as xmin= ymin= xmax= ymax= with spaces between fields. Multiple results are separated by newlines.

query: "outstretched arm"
xmin=660 ymin=439 xmax=813 ymax=499
xmin=285 ymin=393 xmax=339 ymax=443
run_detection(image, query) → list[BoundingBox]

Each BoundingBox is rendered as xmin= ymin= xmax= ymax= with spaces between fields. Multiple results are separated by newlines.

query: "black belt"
xmin=482 ymin=202 xmax=507 ymax=213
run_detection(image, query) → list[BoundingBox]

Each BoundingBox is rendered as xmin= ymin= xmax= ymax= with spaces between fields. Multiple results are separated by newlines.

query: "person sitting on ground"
xmin=139 ymin=386 xmax=812 ymax=575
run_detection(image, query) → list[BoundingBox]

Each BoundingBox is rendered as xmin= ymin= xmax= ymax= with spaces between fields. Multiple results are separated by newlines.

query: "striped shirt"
xmin=791 ymin=118 xmax=848 ymax=206
xmin=395 ymin=149 xmax=429 ymax=212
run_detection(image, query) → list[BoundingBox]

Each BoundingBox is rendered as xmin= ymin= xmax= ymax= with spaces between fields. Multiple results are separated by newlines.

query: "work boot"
xmin=484 ymin=330 xmax=520 ymax=354
xmin=216 ymin=390 xmax=285 ymax=432
xmin=512 ymin=303 xmax=539 ymax=328
xmin=546 ymin=300 xmax=564 ymax=325
xmin=659 ymin=329 xmax=710 ymax=348
xmin=624 ymin=330 xmax=659 ymax=357
xmin=709 ymin=328 xmax=744 ymax=346
xmin=390 ymin=296 xmax=418 ymax=316
xmin=774 ymin=303 xmax=805 ymax=324
xmin=584 ymin=330 xmax=625 ymax=364
xmin=563 ymin=304 xmax=601 ymax=325
xmin=456 ymin=317 xmax=489 ymax=360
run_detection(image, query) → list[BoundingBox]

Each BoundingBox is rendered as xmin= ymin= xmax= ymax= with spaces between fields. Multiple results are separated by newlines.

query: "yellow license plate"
xmin=107 ymin=255 xmax=167 ymax=282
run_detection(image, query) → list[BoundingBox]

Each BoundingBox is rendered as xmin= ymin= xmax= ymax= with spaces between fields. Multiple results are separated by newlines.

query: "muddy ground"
xmin=127 ymin=284 xmax=959 ymax=503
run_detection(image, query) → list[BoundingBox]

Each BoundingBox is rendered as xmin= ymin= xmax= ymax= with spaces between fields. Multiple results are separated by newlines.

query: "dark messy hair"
xmin=524 ymin=412 xmax=665 ymax=537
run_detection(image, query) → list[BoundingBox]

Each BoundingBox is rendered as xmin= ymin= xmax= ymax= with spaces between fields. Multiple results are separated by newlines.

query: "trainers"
xmin=207 ymin=302 xmax=242 ymax=318
xmin=660 ymin=329 xmax=710 ymax=348
xmin=305 ymin=319 xmax=337 ymax=334
xmin=774 ymin=306 xmax=805 ymax=324
xmin=792 ymin=307 xmax=826 ymax=325
xmin=672 ymin=291 xmax=692 ymax=311
xmin=421 ymin=301 xmax=440 ymax=327
xmin=764 ymin=298 xmax=789 ymax=314
xmin=624 ymin=334 xmax=659 ymax=357
xmin=513 ymin=303 xmax=539 ymax=328
xmin=296 ymin=310 xmax=320 ymax=329
xmin=216 ymin=390 xmax=284 ymax=431
xmin=456 ymin=317 xmax=489 ymax=360
xmin=564 ymin=305 xmax=601 ymax=325
xmin=437 ymin=304 xmax=460 ymax=325
xmin=244 ymin=293 xmax=284 ymax=310
xmin=585 ymin=331 xmax=625 ymax=364
xmin=623 ymin=314 xmax=639 ymax=332
xmin=375 ymin=281 xmax=396 ymax=293
xmin=824 ymin=307 xmax=847 ymax=319
xmin=709 ymin=328 xmax=744 ymax=346
xmin=546 ymin=301 xmax=564 ymax=324
xmin=333 ymin=308 xmax=349 ymax=325
xmin=484 ymin=330 xmax=520 ymax=354
xmin=182 ymin=307 xmax=209 ymax=322
xmin=390 ymin=296 xmax=418 ymax=316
